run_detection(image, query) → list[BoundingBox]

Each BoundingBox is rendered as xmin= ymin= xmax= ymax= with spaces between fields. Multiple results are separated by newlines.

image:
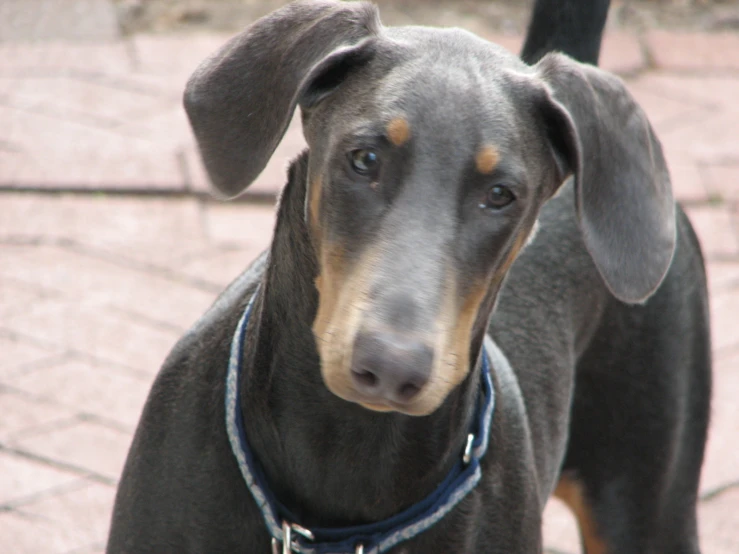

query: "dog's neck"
xmin=238 ymin=152 xmax=480 ymax=529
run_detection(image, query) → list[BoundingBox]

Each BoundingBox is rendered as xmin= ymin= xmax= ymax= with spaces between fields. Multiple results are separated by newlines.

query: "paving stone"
xmin=0 ymin=41 xmax=132 ymax=74
xmin=5 ymin=298 xmax=180 ymax=373
xmin=131 ymin=33 xmax=233 ymax=79
xmin=0 ymin=451 xmax=77 ymax=506
xmin=599 ymin=32 xmax=644 ymax=75
xmin=699 ymin=488 xmax=739 ymax=554
xmin=114 ymin=104 xmax=192 ymax=151
xmin=179 ymin=246 xmax=269 ymax=288
xmin=707 ymin=261 xmax=739 ymax=294
xmin=684 ymin=206 xmax=739 ymax=259
xmin=0 ymin=333 xmax=64 ymax=377
xmin=0 ymin=105 xmax=186 ymax=190
xmin=187 ymin=113 xmax=306 ymax=198
xmin=0 ymin=0 xmax=119 ymax=43
xmin=646 ymin=31 xmax=739 ymax=72
xmin=203 ymin=202 xmax=277 ymax=247
xmin=658 ymin=112 xmax=739 ymax=166
xmin=0 ymin=390 xmax=76 ymax=440
xmin=542 ymin=498 xmax=579 ymax=553
xmin=701 ymin=353 xmax=739 ymax=496
xmin=0 ymin=511 xmax=64 ymax=554
xmin=0 ymin=277 xmax=51 ymax=319
xmin=19 ymin=481 xmax=115 ymax=551
xmin=704 ymin=164 xmax=739 ymax=202
xmin=6 ymin=358 xmax=151 ymax=430
xmin=10 ymin=419 xmax=131 ymax=481
xmin=668 ymin=161 xmax=710 ymax=204
xmin=480 ymin=30 xmax=642 ymax=74
xmin=0 ymin=194 xmax=209 ymax=268
xmin=626 ymin=76 xmax=712 ymax=130
xmin=710 ymin=290 xmax=739 ymax=353
xmin=0 ymin=75 xmax=173 ymax=128
xmin=626 ymin=74 xmax=739 ymax=115
xmin=1 ymin=244 xmax=217 ymax=331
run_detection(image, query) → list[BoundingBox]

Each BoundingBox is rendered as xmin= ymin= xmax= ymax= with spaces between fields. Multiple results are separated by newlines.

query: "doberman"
xmin=107 ymin=1 xmax=711 ymax=552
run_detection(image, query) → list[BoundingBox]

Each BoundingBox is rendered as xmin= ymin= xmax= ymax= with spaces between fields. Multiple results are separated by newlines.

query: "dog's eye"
xmin=483 ymin=185 xmax=516 ymax=209
xmin=349 ymin=149 xmax=379 ymax=176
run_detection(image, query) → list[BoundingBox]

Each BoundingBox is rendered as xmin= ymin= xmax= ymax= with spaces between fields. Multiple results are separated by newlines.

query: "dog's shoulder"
xmin=109 ymin=252 xmax=270 ymax=551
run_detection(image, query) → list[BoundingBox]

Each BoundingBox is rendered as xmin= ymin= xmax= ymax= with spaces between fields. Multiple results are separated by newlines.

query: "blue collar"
xmin=225 ymin=290 xmax=496 ymax=554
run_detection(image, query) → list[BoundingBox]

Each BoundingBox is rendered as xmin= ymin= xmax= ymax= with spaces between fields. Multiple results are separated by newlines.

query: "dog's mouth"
xmin=357 ymin=400 xmax=395 ymax=413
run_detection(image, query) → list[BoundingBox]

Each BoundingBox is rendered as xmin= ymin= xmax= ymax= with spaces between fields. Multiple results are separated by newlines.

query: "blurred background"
xmin=0 ymin=1 xmax=738 ymax=553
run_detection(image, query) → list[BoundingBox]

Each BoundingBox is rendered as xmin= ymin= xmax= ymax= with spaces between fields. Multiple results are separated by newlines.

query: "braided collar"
xmin=225 ymin=289 xmax=496 ymax=553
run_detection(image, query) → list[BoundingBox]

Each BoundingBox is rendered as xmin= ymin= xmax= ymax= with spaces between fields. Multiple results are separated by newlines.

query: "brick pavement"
xmin=1 ymin=4 xmax=738 ymax=553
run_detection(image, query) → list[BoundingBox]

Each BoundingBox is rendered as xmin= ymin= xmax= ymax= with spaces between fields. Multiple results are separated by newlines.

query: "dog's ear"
xmin=184 ymin=0 xmax=380 ymax=198
xmin=535 ymin=53 xmax=676 ymax=304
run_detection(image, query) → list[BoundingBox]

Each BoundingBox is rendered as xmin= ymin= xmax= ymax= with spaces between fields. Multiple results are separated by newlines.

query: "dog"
xmin=107 ymin=0 xmax=711 ymax=552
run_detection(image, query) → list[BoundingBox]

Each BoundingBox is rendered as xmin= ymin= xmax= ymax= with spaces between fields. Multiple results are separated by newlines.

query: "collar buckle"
xmin=271 ymin=521 xmax=315 ymax=553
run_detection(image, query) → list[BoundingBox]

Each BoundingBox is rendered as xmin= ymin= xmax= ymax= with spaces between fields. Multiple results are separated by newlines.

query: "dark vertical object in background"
xmin=520 ymin=0 xmax=611 ymax=65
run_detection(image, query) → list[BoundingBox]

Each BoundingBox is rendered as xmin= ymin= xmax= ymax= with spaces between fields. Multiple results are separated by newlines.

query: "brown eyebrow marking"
xmin=386 ymin=117 xmax=411 ymax=146
xmin=475 ymin=145 xmax=500 ymax=175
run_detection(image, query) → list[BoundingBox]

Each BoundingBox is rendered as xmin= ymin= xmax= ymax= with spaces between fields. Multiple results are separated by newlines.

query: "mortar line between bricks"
xmin=0 ymin=477 xmax=94 ymax=512
xmin=0 ymin=325 xmax=65 ymax=351
xmin=107 ymin=305 xmax=189 ymax=334
xmin=637 ymin=32 xmax=656 ymax=72
xmin=76 ymin=413 xmax=134 ymax=435
xmin=63 ymin=350 xmax=157 ymax=381
xmin=0 ymin=386 xmax=136 ymax=437
xmin=0 ymin=234 xmax=225 ymax=293
xmin=0 ymin=349 xmax=71 ymax=377
xmin=179 ymin=146 xmax=194 ymax=192
xmin=0 ymin=443 xmax=116 ymax=487
xmin=0 ymin=69 xmax=170 ymax=98
xmin=57 ymin=239 xmax=225 ymax=293
xmin=4 ymin=412 xmax=92 ymax=443
xmin=700 ymin=480 xmax=739 ymax=502
xmin=0 ymin=328 xmax=155 ymax=380
xmin=0 ymin=274 xmax=65 ymax=297
xmin=0 ymin=186 xmax=279 ymax=204
xmin=0 ymin=97 xmax=130 ymax=131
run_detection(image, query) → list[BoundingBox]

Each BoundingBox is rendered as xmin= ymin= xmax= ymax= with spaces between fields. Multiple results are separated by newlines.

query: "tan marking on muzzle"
xmin=313 ymin=244 xmax=380 ymax=404
xmin=308 ymin=176 xmax=323 ymax=247
xmin=554 ymin=475 xmax=609 ymax=554
xmin=475 ymin=145 xmax=500 ymax=175
xmin=418 ymin=225 xmax=538 ymax=414
xmin=403 ymin=273 xmax=489 ymax=415
xmin=386 ymin=117 xmax=411 ymax=147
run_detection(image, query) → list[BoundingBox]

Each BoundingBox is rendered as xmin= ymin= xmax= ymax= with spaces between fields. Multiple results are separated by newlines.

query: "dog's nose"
xmin=350 ymin=331 xmax=433 ymax=406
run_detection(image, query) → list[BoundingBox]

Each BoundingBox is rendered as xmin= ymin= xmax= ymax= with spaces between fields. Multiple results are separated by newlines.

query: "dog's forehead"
xmin=339 ymin=26 xmax=531 ymax=150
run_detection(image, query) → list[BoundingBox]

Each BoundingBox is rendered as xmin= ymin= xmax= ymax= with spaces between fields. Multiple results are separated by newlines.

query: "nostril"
xmin=352 ymin=369 xmax=378 ymax=389
xmin=397 ymin=382 xmax=421 ymax=401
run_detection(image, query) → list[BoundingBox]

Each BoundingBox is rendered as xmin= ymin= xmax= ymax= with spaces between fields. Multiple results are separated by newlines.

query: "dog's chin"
xmin=322 ymin=377 xmax=445 ymax=417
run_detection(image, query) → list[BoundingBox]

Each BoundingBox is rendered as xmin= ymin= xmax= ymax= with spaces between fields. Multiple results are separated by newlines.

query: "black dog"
xmin=107 ymin=1 xmax=711 ymax=552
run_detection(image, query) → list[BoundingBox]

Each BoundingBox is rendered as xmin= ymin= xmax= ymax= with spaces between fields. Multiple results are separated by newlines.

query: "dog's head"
xmin=185 ymin=0 xmax=675 ymax=416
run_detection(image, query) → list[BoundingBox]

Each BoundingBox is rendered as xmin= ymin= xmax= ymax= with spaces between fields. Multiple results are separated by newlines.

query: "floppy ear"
xmin=535 ymin=53 xmax=676 ymax=304
xmin=184 ymin=0 xmax=380 ymax=198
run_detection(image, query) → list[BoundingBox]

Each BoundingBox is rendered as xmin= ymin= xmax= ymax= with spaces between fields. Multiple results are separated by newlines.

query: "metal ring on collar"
xmin=463 ymin=433 xmax=475 ymax=464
